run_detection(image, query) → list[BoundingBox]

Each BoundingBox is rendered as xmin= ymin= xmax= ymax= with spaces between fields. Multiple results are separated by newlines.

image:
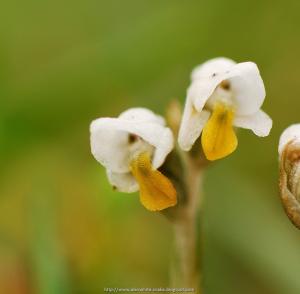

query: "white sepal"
xmin=234 ymin=110 xmax=272 ymax=137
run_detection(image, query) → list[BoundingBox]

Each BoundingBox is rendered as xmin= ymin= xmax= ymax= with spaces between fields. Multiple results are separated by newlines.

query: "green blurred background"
xmin=1 ymin=0 xmax=300 ymax=293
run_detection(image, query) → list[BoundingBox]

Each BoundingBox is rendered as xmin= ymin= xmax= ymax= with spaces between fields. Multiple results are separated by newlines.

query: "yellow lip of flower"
xmin=130 ymin=153 xmax=177 ymax=211
xmin=201 ymin=103 xmax=238 ymax=161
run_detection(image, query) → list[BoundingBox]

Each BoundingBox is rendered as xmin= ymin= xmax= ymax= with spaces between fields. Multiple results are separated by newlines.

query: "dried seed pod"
xmin=279 ymin=125 xmax=300 ymax=229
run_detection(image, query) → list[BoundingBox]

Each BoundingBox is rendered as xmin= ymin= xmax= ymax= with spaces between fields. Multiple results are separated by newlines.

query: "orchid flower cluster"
xmin=90 ymin=57 xmax=272 ymax=212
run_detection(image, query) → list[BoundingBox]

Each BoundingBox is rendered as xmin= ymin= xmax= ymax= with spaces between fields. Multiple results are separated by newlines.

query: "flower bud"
xmin=279 ymin=124 xmax=300 ymax=229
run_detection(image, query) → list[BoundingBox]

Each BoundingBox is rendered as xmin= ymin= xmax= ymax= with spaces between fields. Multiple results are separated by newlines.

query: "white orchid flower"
xmin=90 ymin=107 xmax=177 ymax=211
xmin=178 ymin=57 xmax=272 ymax=160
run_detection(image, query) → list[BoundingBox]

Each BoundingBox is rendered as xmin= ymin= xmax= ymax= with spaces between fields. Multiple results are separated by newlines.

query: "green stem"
xmin=170 ymin=157 xmax=203 ymax=291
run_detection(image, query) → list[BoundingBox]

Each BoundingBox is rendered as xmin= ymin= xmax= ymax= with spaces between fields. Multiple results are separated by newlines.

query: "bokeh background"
xmin=1 ymin=0 xmax=300 ymax=293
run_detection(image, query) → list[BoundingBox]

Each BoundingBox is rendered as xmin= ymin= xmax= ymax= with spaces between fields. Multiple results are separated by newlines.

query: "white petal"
xmin=278 ymin=124 xmax=300 ymax=155
xmin=189 ymin=60 xmax=265 ymax=116
xmin=228 ymin=62 xmax=266 ymax=116
xmin=187 ymin=77 xmax=225 ymax=112
xmin=119 ymin=108 xmax=171 ymax=168
xmin=191 ymin=57 xmax=236 ymax=80
xmin=188 ymin=58 xmax=237 ymax=113
xmin=234 ymin=109 xmax=272 ymax=137
xmin=106 ymin=170 xmax=139 ymax=193
xmin=119 ymin=107 xmax=165 ymax=126
xmin=151 ymin=127 xmax=174 ymax=169
xmin=178 ymin=97 xmax=210 ymax=151
xmin=90 ymin=114 xmax=174 ymax=173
